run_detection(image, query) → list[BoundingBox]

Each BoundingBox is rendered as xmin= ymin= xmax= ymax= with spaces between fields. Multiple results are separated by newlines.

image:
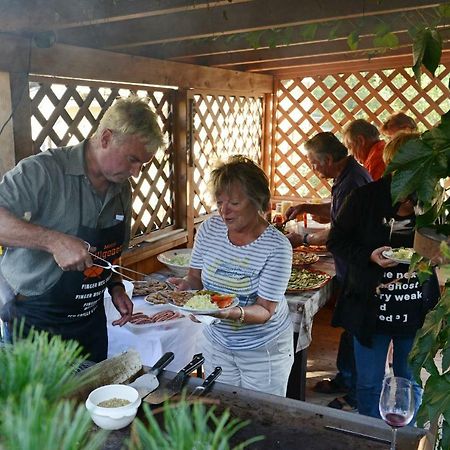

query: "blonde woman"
xmin=169 ymin=156 xmax=294 ymax=396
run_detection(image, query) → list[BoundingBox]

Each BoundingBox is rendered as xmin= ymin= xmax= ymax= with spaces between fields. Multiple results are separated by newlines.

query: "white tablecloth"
xmin=106 ymin=296 xmax=205 ymax=371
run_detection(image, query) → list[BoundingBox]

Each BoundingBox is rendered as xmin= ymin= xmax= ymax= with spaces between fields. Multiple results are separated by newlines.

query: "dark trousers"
xmin=334 ymin=329 xmax=357 ymax=406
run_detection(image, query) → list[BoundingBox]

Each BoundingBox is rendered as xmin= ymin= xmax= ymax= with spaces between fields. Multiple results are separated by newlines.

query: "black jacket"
xmin=327 ymin=176 xmax=439 ymax=346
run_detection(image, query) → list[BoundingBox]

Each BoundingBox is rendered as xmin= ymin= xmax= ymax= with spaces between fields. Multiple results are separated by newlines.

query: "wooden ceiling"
xmin=1 ymin=0 xmax=450 ymax=77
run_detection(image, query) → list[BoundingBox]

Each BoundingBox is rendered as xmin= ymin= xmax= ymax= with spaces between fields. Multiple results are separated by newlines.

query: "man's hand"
xmin=111 ymin=286 xmax=133 ymax=326
xmin=48 ymin=232 xmax=93 ymax=271
xmin=286 ymin=232 xmax=304 ymax=248
xmin=285 ymin=205 xmax=305 ymax=222
xmin=371 ymin=246 xmax=399 ymax=268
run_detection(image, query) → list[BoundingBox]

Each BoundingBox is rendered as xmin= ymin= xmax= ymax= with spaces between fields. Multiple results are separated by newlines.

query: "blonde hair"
xmin=94 ymin=96 xmax=164 ymax=153
xmin=210 ymin=155 xmax=270 ymax=212
xmin=381 ymin=112 xmax=417 ymax=137
xmin=383 ymin=132 xmax=420 ymax=165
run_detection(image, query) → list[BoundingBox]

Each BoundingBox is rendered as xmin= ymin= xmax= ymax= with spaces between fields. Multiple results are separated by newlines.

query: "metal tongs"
xmin=84 ymin=242 xmax=148 ymax=281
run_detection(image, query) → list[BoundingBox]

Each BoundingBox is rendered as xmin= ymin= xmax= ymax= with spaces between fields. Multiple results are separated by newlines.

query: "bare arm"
xmin=286 ymin=228 xmax=330 ymax=248
xmin=215 ymin=297 xmax=277 ymax=324
xmin=285 ymin=202 xmax=331 ymax=222
xmin=0 ymin=206 xmax=93 ymax=271
xmin=167 ymin=267 xmax=203 ymax=291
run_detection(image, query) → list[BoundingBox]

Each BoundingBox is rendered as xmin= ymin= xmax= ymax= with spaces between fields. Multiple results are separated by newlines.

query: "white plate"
xmin=124 ymin=304 xmax=186 ymax=332
xmin=382 ymin=249 xmax=413 ymax=264
xmin=173 ymin=297 xmax=239 ymax=315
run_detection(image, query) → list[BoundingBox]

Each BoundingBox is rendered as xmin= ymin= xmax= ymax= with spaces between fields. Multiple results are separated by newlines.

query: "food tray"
xmin=294 ymin=244 xmax=329 ymax=255
xmin=292 ymin=251 xmax=319 ymax=266
xmin=286 ymin=267 xmax=332 ymax=293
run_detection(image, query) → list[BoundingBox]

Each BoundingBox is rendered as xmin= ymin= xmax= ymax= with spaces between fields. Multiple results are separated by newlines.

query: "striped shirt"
xmin=190 ymin=215 xmax=293 ymax=350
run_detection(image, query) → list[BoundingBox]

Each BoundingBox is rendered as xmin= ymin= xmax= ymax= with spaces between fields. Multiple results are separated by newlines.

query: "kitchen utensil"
xmin=128 ymin=352 xmax=174 ymax=399
xmin=87 ymin=248 xmax=149 ymax=281
xmin=188 ymin=366 xmax=222 ymax=399
xmin=144 ymin=353 xmax=205 ymax=404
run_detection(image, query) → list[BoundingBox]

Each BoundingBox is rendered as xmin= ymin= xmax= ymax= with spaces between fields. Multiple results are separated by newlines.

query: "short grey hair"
xmin=94 ymin=96 xmax=164 ymax=153
xmin=304 ymin=132 xmax=348 ymax=163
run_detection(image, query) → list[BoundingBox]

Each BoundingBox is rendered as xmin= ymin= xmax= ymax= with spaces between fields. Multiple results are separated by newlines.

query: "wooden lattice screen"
xmin=28 ymin=78 xmax=174 ymax=240
xmin=189 ymin=91 xmax=264 ymax=217
xmin=273 ymin=65 xmax=450 ymax=200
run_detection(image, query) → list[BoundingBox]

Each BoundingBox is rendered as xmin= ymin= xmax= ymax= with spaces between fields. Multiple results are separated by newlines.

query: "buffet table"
xmin=107 ymin=257 xmax=335 ymax=397
xmin=286 ymin=255 xmax=335 ymax=400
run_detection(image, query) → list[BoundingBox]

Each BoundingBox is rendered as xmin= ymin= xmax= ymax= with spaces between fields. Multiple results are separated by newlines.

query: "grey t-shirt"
xmin=0 ymin=141 xmax=132 ymax=296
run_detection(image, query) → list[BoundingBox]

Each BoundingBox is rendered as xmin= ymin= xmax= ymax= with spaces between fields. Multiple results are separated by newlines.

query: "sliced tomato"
xmin=211 ymin=294 xmax=234 ymax=304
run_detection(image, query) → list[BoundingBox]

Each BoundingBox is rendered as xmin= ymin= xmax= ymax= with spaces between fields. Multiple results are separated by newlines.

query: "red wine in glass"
xmin=384 ymin=412 xmax=410 ymax=428
xmin=379 ymin=376 xmax=414 ymax=450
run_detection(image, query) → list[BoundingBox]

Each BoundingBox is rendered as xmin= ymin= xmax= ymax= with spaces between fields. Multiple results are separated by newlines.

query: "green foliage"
xmin=413 ymin=28 xmax=442 ymax=83
xmin=347 ymin=30 xmax=359 ymax=51
xmin=129 ymin=395 xmax=264 ymax=450
xmin=1 ymin=385 xmax=107 ymax=450
xmin=0 ymin=328 xmax=92 ymax=403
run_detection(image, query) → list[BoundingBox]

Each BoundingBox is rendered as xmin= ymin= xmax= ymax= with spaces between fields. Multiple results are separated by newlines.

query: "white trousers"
xmin=201 ymin=324 xmax=294 ymax=397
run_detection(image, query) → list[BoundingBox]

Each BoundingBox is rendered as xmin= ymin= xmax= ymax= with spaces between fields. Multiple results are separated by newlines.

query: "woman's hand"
xmin=371 ymin=246 xmax=399 ymax=268
xmin=167 ymin=276 xmax=192 ymax=291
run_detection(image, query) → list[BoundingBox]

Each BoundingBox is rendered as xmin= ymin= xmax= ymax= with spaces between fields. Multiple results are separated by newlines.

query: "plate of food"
xmin=124 ymin=305 xmax=186 ymax=332
xmin=382 ymin=247 xmax=414 ymax=264
xmin=132 ymin=279 xmax=169 ymax=297
xmin=294 ymin=244 xmax=329 ymax=255
xmin=145 ymin=290 xmax=195 ymax=306
xmin=171 ymin=291 xmax=239 ymax=315
xmin=292 ymin=251 xmax=319 ymax=266
xmin=286 ymin=267 xmax=332 ymax=293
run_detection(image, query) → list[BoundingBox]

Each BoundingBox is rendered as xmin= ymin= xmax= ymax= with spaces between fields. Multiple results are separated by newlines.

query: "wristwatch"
xmin=303 ymin=233 xmax=310 ymax=245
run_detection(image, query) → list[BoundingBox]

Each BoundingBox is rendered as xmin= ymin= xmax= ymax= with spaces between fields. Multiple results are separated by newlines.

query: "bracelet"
xmin=107 ymin=281 xmax=125 ymax=294
xmin=237 ymin=306 xmax=245 ymax=324
xmin=303 ymin=233 xmax=310 ymax=245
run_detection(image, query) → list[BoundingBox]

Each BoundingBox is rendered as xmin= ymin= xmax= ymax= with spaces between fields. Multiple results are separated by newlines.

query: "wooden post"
xmin=0 ymin=72 xmax=15 ymax=176
xmin=172 ymin=89 xmax=189 ymax=235
xmin=9 ymin=72 xmax=33 ymax=163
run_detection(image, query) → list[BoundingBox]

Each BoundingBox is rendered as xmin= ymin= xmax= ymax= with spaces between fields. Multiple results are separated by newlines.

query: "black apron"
xmin=5 ymin=180 xmax=126 ymax=362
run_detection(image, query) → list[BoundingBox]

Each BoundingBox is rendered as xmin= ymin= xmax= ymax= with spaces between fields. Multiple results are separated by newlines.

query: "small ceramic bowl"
xmin=85 ymin=384 xmax=141 ymax=430
xmin=157 ymin=248 xmax=192 ymax=277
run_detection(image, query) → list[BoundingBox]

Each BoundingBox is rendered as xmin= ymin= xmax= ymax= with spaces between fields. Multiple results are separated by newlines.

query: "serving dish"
xmin=286 ymin=267 xmax=332 ymax=292
xmin=124 ymin=304 xmax=186 ymax=332
xmin=157 ymin=248 xmax=192 ymax=277
xmin=292 ymin=251 xmax=319 ymax=266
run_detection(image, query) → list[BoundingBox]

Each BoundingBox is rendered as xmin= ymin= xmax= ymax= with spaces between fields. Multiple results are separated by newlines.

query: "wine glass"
xmin=379 ymin=376 xmax=415 ymax=450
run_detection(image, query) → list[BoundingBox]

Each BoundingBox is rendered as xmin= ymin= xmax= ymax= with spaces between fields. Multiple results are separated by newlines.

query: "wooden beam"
xmin=0 ymin=35 xmax=273 ymax=93
xmin=270 ymin=49 xmax=450 ymax=78
xmin=0 ymin=72 xmax=15 ymax=176
xmin=232 ymin=43 xmax=450 ymax=73
xmin=0 ymin=0 xmax=255 ymax=32
xmin=119 ymin=9 xmax=441 ymax=61
xmin=53 ymin=0 xmax=439 ymax=50
xmin=175 ymin=30 xmax=432 ymax=67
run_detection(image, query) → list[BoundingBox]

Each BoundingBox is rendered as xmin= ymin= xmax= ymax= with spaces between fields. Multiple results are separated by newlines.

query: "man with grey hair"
xmin=0 ymin=96 xmax=164 ymax=361
xmin=343 ymin=119 xmax=385 ymax=180
xmin=285 ymin=131 xmax=371 ymax=410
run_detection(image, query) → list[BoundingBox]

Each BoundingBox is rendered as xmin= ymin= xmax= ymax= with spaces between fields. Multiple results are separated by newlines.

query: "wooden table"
xmin=286 ymin=256 xmax=336 ymax=400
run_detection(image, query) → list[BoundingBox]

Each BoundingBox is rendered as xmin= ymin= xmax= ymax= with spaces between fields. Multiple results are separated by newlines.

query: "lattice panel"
xmin=274 ymin=65 xmax=450 ymax=199
xmin=29 ymin=80 xmax=174 ymax=239
xmin=191 ymin=93 xmax=263 ymax=217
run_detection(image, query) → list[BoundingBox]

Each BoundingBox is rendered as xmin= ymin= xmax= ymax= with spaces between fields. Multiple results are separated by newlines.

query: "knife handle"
xmin=200 ymin=366 xmax=222 ymax=395
xmin=180 ymin=353 xmax=205 ymax=377
xmin=149 ymin=352 xmax=174 ymax=377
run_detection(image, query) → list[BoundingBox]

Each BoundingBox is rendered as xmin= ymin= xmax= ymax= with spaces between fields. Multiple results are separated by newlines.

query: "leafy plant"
xmin=1 ymin=385 xmax=108 ymax=450
xmin=128 ymin=394 xmax=264 ymax=450
xmin=385 ymin=105 xmax=450 ymax=447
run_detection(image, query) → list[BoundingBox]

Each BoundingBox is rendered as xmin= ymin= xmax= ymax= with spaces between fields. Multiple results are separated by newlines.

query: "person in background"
xmin=0 ymin=97 xmax=164 ymax=362
xmin=327 ymin=132 xmax=440 ymax=418
xmin=169 ymin=155 xmax=294 ymax=396
xmin=343 ymin=119 xmax=385 ymax=180
xmin=285 ymin=132 xmax=372 ymax=410
xmin=380 ymin=112 xmax=418 ymax=139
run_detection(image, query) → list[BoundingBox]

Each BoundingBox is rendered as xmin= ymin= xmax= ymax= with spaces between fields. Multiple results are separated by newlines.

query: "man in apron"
xmin=0 ymin=97 xmax=164 ymax=362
